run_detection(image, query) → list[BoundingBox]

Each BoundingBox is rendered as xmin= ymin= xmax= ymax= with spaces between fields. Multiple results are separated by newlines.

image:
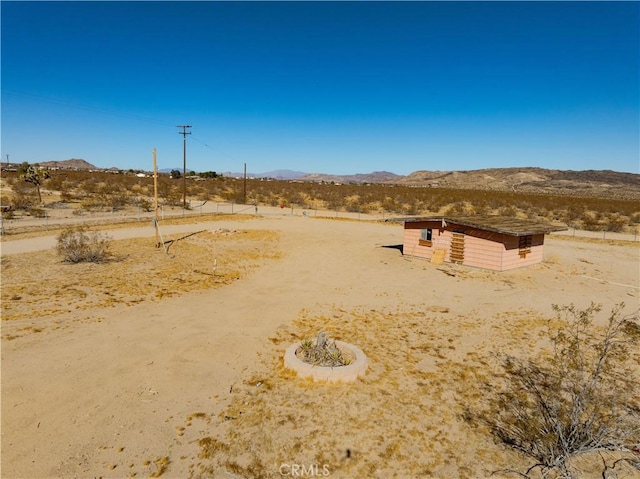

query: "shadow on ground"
xmin=382 ymin=244 xmax=403 ymax=254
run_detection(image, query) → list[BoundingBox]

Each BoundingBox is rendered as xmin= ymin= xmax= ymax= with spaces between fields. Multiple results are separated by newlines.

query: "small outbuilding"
xmin=394 ymin=216 xmax=567 ymax=271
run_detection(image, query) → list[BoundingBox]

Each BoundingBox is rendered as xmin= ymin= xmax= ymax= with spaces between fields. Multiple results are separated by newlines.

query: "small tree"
xmin=477 ymin=303 xmax=640 ymax=478
xmin=56 ymin=225 xmax=112 ymax=263
xmin=170 ymin=169 xmax=182 ymax=179
xmin=21 ymin=166 xmax=50 ymax=204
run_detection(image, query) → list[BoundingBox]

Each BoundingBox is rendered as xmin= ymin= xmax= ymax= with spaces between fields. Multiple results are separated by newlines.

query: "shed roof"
xmin=392 ymin=215 xmax=567 ymax=236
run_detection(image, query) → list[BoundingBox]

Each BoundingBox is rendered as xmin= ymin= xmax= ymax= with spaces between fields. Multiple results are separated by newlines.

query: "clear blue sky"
xmin=2 ymin=1 xmax=638 ymax=175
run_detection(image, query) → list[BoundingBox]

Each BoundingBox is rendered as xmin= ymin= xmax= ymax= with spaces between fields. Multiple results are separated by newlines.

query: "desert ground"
xmin=1 ymin=210 xmax=639 ymax=479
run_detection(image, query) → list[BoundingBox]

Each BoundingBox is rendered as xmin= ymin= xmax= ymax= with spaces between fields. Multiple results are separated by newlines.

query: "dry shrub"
xmin=56 ymin=225 xmax=112 ymax=263
xmin=476 ymin=303 xmax=640 ymax=478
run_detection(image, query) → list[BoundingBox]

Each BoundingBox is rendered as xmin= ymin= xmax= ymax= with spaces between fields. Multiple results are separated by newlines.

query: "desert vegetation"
xmin=1 ymin=168 xmax=639 ymax=234
xmin=297 ymin=331 xmax=353 ymax=367
xmin=56 ymin=225 xmax=112 ymax=263
xmin=1 ymin=226 xmax=280 ymax=324
xmin=469 ymin=303 xmax=640 ymax=478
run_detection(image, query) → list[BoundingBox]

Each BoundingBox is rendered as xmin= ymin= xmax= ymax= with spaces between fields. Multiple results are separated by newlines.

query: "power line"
xmin=4 ymin=90 xmax=176 ymax=127
xmin=190 ymin=135 xmax=241 ymax=165
xmin=7 ymin=89 xmax=242 ymax=171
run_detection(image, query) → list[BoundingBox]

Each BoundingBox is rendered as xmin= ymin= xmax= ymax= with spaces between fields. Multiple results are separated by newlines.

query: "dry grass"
xmin=0 ymin=212 xmax=257 ymax=241
xmin=186 ymin=305 xmax=571 ymax=478
xmin=1 ymin=228 xmax=280 ymax=325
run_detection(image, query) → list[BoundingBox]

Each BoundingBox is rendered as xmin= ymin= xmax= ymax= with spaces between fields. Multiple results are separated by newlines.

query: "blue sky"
xmin=2 ymin=1 xmax=638 ymax=175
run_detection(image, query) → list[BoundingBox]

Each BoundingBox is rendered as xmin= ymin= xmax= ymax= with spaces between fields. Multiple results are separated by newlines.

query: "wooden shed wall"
xmin=454 ymin=228 xmax=505 ymax=270
xmin=500 ymin=234 xmax=545 ymax=270
xmin=402 ymin=221 xmax=546 ymax=271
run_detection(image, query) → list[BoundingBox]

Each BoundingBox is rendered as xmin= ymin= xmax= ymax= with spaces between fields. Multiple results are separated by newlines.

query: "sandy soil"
xmin=1 ymin=214 xmax=639 ymax=479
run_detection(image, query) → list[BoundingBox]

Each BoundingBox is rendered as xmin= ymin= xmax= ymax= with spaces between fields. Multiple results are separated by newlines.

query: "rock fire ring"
xmin=284 ymin=340 xmax=368 ymax=383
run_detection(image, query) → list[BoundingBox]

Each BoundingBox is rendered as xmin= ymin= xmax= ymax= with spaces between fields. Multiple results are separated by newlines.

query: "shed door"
xmin=450 ymin=232 xmax=465 ymax=264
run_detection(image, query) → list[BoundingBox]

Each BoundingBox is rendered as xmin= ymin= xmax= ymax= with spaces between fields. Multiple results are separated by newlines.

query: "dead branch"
xmin=163 ymin=230 xmax=206 ymax=252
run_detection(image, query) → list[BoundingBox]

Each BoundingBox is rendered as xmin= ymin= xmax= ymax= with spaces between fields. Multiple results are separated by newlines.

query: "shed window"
xmin=419 ymin=228 xmax=433 ymax=246
xmin=519 ymin=235 xmax=532 ymax=258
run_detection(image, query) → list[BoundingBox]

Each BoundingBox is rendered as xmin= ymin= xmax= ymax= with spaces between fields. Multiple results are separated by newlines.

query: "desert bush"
xmin=564 ymin=204 xmax=586 ymax=222
xmin=137 ymin=198 xmax=153 ymax=212
xmin=359 ymin=202 xmax=377 ymax=214
xmin=56 ymin=225 xmax=112 ymax=263
xmin=498 ymin=205 xmax=519 ymax=217
xmin=381 ymin=196 xmax=399 ymax=212
xmin=28 ymin=207 xmax=46 ymax=218
xmin=59 ymin=189 xmax=75 ymax=203
xmin=402 ymin=202 xmax=419 ymax=215
xmin=581 ymin=212 xmax=603 ymax=231
xmin=10 ymin=186 xmax=37 ymax=210
xmin=107 ymin=193 xmax=129 ymax=210
xmin=476 ymin=303 xmax=640 ymax=478
xmin=80 ymin=195 xmax=106 ymax=211
xmin=443 ymin=202 xmax=466 ymax=216
xmin=604 ymin=213 xmax=628 ymax=233
xmin=160 ymin=186 xmax=183 ymax=207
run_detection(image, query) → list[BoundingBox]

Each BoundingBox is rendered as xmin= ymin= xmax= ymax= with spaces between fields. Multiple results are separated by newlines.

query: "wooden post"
xmin=153 ymin=148 xmax=160 ymax=247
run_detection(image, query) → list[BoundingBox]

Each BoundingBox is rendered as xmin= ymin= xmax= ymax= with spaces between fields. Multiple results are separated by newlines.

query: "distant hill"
xmin=397 ymin=167 xmax=639 ymax=199
xmin=39 ymin=159 xmax=98 ymax=170
xmin=293 ymin=167 xmax=638 ymax=199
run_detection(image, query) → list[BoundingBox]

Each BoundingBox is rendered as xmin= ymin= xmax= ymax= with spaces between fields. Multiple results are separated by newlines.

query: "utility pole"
xmin=177 ymin=125 xmax=192 ymax=209
xmin=153 ymin=148 xmax=159 ymax=247
xmin=243 ymin=162 xmax=247 ymax=204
